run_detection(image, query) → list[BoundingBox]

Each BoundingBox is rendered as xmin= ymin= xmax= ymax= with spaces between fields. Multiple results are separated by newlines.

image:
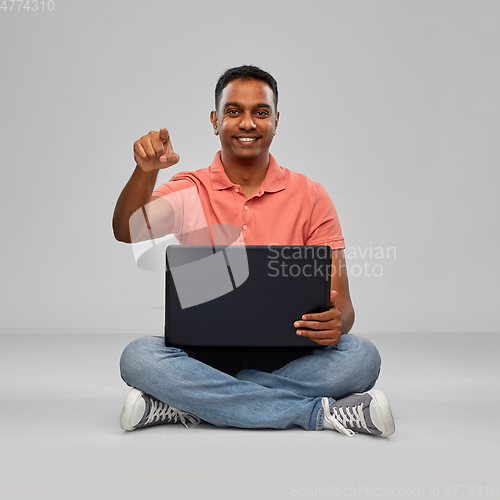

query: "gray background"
xmin=1 ymin=2 xmax=499 ymax=500
xmin=0 ymin=0 xmax=499 ymax=334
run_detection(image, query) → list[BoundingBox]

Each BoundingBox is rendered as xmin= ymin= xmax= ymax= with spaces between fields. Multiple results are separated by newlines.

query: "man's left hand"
xmin=294 ymin=290 xmax=343 ymax=346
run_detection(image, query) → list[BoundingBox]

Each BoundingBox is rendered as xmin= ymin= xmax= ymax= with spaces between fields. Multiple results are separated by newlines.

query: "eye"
xmin=226 ymin=109 xmax=240 ymax=115
xmin=256 ymin=111 xmax=269 ymax=117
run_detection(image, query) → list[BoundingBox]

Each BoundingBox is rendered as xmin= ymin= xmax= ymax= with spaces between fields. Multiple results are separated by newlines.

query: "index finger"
xmin=159 ymin=127 xmax=171 ymax=144
xmin=160 ymin=127 xmax=175 ymax=154
xmin=301 ymin=309 xmax=334 ymax=321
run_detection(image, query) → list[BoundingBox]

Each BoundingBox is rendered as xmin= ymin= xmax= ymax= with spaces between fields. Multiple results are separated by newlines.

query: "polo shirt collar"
xmin=210 ymin=151 xmax=285 ymax=193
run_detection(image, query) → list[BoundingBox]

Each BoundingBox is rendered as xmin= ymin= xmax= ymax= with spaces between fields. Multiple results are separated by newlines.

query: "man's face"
xmin=210 ymin=78 xmax=279 ymax=163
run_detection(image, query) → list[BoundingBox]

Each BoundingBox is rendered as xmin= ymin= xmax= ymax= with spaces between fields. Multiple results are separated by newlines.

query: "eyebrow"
xmin=224 ymin=102 xmax=272 ymax=111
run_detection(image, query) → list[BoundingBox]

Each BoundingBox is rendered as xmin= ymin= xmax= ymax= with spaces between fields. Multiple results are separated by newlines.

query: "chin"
xmin=238 ymin=153 xmax=263 ymax=162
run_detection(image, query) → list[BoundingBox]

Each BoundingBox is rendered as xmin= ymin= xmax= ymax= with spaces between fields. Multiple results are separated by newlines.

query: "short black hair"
xmin=214 ymin=65 xmax=278 ymax=112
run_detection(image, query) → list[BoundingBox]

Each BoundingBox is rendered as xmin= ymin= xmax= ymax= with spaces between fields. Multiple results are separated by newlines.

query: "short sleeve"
xmin=152 ymin=174 xmax=196 ymax=198
xmin=152 ymin=174 xmax=209 ymax=241
xmin=306 ymin=184 xmax=345 ymax=250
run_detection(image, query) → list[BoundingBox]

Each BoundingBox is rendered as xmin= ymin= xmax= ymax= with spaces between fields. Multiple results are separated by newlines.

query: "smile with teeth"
xmin=236 ymin=137 xmax=258 ymax=142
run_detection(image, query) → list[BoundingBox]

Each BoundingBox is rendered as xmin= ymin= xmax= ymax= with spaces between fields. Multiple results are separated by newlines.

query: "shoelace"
xmin=322 ymin=397 xmax=370 ymax=437
xmin=145 ymin=398 xmax=201 ymax=428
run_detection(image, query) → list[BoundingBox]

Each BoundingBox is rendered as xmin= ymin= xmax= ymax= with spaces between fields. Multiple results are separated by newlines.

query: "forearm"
xmin=112 ymin=165 xmax=159 ymax=243
xmin=329 ymin=249 xmax=355 ymax=334
xmin=339 ymin=302 xmax=355 ymax=334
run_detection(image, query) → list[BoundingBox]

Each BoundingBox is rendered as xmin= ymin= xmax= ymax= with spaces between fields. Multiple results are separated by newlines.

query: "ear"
xmin=210 ymin=110 xmax=219 ymax=136
xmin=273 ymin=111 xmax=280 ymax=135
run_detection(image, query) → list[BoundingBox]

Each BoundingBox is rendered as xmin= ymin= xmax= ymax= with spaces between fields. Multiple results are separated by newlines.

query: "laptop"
xmin=164 ymin=245 xmax=332 ymax=347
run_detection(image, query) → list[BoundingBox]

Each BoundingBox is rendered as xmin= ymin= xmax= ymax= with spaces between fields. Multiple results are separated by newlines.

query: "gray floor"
xmin=1 ymin=332 xmax=498 ymax=500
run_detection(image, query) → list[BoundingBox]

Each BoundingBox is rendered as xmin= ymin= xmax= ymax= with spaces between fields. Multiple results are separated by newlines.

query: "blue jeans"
xmin=119 ymin=334 xmax=381 ymax=431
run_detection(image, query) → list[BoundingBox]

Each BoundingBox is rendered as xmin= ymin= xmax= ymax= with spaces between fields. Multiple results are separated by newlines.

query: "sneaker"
xmin=120 ymin=387 xmax=201 ymax=431
xmin=322 ymin=389 xmax=395 ymax=437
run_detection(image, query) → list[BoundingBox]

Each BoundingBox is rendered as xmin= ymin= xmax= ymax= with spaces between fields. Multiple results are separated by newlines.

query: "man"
xmin=113 ymin=65 xmax=395 ymax=437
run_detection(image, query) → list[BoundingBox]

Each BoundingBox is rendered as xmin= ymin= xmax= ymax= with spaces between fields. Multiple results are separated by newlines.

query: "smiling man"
xmin=112 ymin=65 xmax=395 ymax=437
xmin=209 ymin=76 xmax=279 ymax=196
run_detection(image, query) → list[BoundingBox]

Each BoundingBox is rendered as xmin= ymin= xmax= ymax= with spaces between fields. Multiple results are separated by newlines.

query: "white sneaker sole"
xmin=366 ymin=389 xmax=395 ymax=437
xmin=120 ymin=387 xmax=145 ymax=432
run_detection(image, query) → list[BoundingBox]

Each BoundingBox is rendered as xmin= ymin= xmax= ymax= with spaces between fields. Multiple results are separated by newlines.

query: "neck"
xmin=220 ymin=151 xmax=270 ymax=188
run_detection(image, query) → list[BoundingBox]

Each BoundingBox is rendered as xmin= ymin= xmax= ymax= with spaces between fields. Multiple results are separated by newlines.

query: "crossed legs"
xmin=120 ymin=334 xmax=381 ymax=431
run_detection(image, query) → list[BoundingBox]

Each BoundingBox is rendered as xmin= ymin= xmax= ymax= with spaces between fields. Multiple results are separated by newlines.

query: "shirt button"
xmin=244 ymin=205 xmax=248 ymax=210
xmin=234 ymin=188 xmax=239 ymax=193
xmin=243 ymin=224 xmax=247 ymax=230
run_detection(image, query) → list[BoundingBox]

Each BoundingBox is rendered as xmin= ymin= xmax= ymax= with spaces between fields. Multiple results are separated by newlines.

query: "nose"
xmin=239 ymin=112 xmax=256 ymax=130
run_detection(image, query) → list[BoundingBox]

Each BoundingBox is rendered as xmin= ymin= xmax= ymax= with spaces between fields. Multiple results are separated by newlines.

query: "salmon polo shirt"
xmin=151 ymin=151 xmax=345 ymax=250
